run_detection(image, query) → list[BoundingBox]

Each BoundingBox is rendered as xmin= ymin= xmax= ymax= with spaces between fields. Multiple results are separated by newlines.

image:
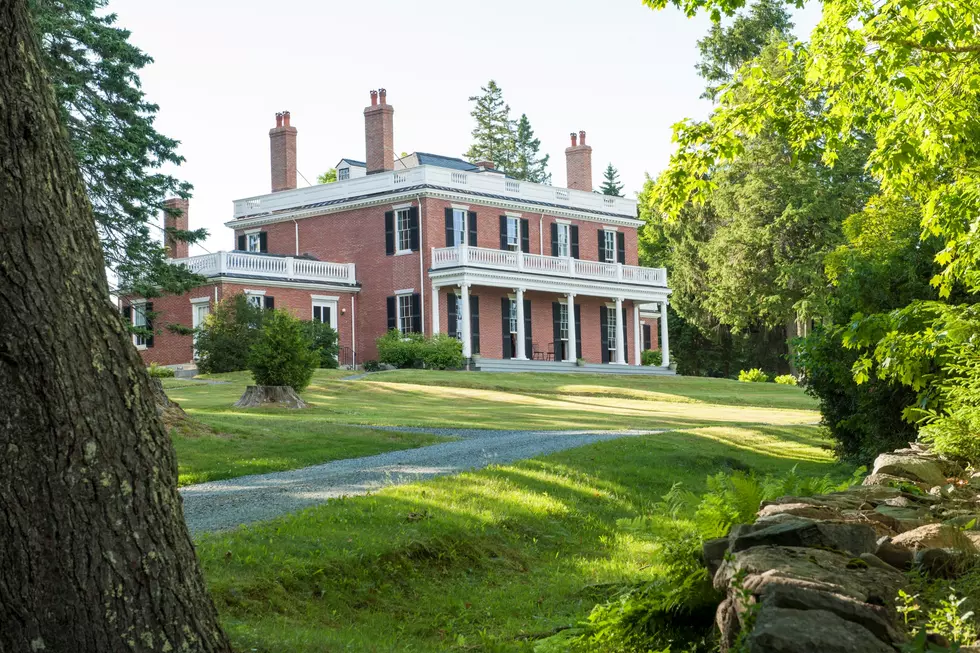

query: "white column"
xmin=431 ymin=284 xmax=440 ymax=335
xmin=633 ymin=302 xmax=641 ymax=366
xmin=614 ymin=297 xmax=626 ymax=364
xmin=515 ymin=288 xmax=527 ymax=360
xmin=460 ymin=283 xmax=472 ymax=358
xmin=565 ymin=293 xmax=577 ymax=362
xmin=660 ymin=300 xmax=670 ymax=368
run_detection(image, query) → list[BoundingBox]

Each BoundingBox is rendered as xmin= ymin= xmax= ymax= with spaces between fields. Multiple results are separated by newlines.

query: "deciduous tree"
xmin=0 ymin=0 xmax=231 ymax=649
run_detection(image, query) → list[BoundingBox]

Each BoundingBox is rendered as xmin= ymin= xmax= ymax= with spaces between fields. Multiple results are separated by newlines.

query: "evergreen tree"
xmin=30 ymin=0 xmax=205 ymax=297
xmin=511 ymin=114 xmax=550 ymax=183
xmin=600 ymin=163 xmax=624 ymax=196
xmin=464 ymin=80 xmax=515 ymax=171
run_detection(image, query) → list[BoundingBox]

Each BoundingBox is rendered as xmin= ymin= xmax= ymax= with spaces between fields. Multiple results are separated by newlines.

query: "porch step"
xmin=471 ymin=358 xmax=675 ymax=375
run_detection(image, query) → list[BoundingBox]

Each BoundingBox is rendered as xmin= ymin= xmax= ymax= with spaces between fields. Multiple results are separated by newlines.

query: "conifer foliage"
xmin=600 ymin=163 xmax=625 ymax=196
xmin=465 ymin=80 xmax=550 ymax=183
xmin=512 ymin=114 xmax=551 ymax=184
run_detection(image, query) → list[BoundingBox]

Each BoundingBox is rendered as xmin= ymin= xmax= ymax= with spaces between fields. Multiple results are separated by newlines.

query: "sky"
xmin=108 ymin=0 xmax=822 ymax=256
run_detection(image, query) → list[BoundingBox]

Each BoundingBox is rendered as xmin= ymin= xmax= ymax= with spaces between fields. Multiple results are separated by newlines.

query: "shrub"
xmin=195 ymin=295 xmax=265 ymax=374
xmin=247 ymin=309 xmax=318 ymax=391
xmin=376 ymin=331 xmax=464 ymax=370
xmin=302 ymin=320 xmax=339 ymax=368
xmin=362 ymin=360 xmax=381 ymax=372
xmin=641 ymin=349 xmax=663 ymax=366
xmin=774 ymin=374 xmax=797 ymax=386
xmin=146 ymin=362 xmax=175 ymax=378
xmin=738 ymin=368 xmax=770 ymax=383
xmin=423 ymin=334 xmax=464 ymax=370
xmin=795 ymin=325 xmax=919 ymax=464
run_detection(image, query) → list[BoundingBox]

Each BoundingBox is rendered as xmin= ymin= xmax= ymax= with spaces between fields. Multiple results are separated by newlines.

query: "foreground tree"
xmin=0 ymin=0 xmax=232 ymax=649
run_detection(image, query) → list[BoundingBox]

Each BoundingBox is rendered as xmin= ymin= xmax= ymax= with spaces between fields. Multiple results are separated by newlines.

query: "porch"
xmin=471 ymin=358 xmax=675 ymax=375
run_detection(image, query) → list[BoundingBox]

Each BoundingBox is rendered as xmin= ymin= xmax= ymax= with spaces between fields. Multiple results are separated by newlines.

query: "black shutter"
xmin=600 ymin=306 xmax=609 ymax=363
xmin=520 ymin=219 xmax=530 ymax=253
xmin=598 ymin=231 xmax=606 ymax=262
xmin=470 ymin=296 xmax=480 ymax=354
xmin=524 ymin=299 xmax=532 ymax=358
xmin=144 ymin=302 xmax=154 ymax=348
xmin=468 ymin=211 xmax=478 ymax=246
xmin=501 ymin=297 xmax=512 ymax=359
xmin=575 ymin=304 xmax=582 ymax=360
xmin=264 ymin=296 xmax=274 ymax=310
xmin=617 ymin=231 xmax=626 ymax=264
xmin=499 ymin=215 xmax=508 ymax=250
xmin=386 ymin=296 xmax=397 ymax=331
xmin=643 ymin=324 xmax=652 ymax=351
xmin=385 ymin=211 xmax=395 ymax=255
xmin=447 ymin=293 xmax=458 ymax=337
xmin=237 ymin=234 xmax=246 ymax=251
xmin=409 ymin=206 xmax=420 ymax=251
xmin=411 ymin=293 xmax=421 ymax=333
xmin=259 ymin=232 xmax=268 ymax=253
xmin=552 ymin=302 xmax=561 ymax=359
xmin=622 ymin=305 xmax=628 ymax=364
xmin=570 ymin=225 xmax=580 ymax=259
xmin=445 ymin=208 xmax=454 ymax=246
xmin=550 ymin=223 xmax=559 ymax=256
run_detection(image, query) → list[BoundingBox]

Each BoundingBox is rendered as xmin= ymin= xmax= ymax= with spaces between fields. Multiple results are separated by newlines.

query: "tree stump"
xmin=234 ymin=385 xmax=308 ymax=409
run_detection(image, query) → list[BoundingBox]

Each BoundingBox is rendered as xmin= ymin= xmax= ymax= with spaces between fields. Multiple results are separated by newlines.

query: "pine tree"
xmin=600 ymin=163 xmax=625 ymax=196
xmin=511 ymin=114 xmax=551 ymax=184
xmin=464 ymin=80 xmax=515 ymax=171
xmin=30 ymin=0 xmax=206 ymax=297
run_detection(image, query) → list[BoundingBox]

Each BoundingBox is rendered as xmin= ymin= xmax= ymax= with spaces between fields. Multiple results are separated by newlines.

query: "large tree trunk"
xmin=0 ymin=1 xmax=232 ymax=651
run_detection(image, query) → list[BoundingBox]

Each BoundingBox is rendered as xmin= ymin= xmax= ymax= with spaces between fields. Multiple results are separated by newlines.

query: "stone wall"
xmin=703 ymin=443 xmax=980 ymax=652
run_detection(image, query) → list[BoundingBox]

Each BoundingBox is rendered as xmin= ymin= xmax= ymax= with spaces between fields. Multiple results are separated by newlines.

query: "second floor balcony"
xmin=431 ymin=245 xmax=667 ymax=288
xmin=172 ymin=251 xmax=357 ymax=287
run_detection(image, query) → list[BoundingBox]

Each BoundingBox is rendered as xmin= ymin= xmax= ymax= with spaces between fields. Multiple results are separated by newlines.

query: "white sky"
xmin=108 ymin=0 xmax=821 ymax=256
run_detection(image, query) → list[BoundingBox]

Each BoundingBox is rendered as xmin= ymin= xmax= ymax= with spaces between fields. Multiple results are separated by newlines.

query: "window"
xmin=132 ymin=303 xmax=147 ymax=348
xmin=607 ymin=308 xmax=618 ymax=350
xmin=452 ymin=208 xmax=467 ymax=247
xmin=396 ymin=208 xmax=412 ymax=253
xmin=602 ymin=230 xmax=616 ymax=263
xmin=508 ymin=299 xmax=518 ymax=334
xmin=559 ymin=303 xmax=569 ymax=341
xmin=338 ymin=167 xmax=350 ymax=181
xmin=453 ymin=292 xmax=463 ymax=341
xmin=557 ymin=223 xmax=570 ymax=257
xmin=247 ymin=294 xmax=263 ymax=309
xmin=312 ymin=297 xmax=338 ymax=329
xmin=247 ymin=233 xmax=261 ymax=253
xmin=398 ymin=294 xmax=415 ymax=333
xmin=313 ymin=304 xmax=331 ymax=324
xmin=505 ymin=217 xmax=520 ymax=251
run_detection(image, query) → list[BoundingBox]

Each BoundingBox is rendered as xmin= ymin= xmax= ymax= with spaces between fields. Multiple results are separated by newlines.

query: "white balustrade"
xmin=430 ymin=246 xmax=667 ymax=288
xmin=170 ymin=252 xmax=356 ymax=285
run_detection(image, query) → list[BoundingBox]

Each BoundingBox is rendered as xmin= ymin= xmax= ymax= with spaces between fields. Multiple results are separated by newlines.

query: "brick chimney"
xmin=565 ymin=130 xmax=593 ymax=192
xmin=270 ymin=110 xmax=297 ymax=192
xmin=364 ymin=88 xmax=394 ymax=174
xmin=162 ymin=197 xmax=189 ymax=259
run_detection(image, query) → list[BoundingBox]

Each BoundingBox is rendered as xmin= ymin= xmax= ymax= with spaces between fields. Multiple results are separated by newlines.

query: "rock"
xmin=703 ymin=537 xmax=729 ymax=579
xmin=874 ymin=540 xmax=914 ymax=571
xmin=873 ymin=504 xmax=933 ymax=532
xmin=872 ymin=453 xmax=947 ymax=487
xmin=914 ymin=548 xmax=972 ymax=579
xmin=730 ymin=520 xmax=877 ymax=557
xmin=714 ymin=546 xmax=905 ymax=608
xmin=758 ymin=502 xmax=843 ymax=521
xmin=858 ymin=553 xmax=898 ymax=573
xmin=757 ymin=582 xmax=904 ymax=646
xmin=716 ymin=597 xmax=740 ymax=653
xmin=891 ymin=524 xmax=977 ymax=552
xmin=839 ymin=509 xmax=899 ymax=538
xmin=863 ymin=472 xmax=930 ymax=492
xmin=746 ymin=607 xmax=895 ymax=652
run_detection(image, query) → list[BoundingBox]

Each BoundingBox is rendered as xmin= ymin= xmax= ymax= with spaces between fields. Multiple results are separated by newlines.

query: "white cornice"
xmin=225 ymin=189 xmax=642 ymax=231
xmin=428 ymin=268 xmax=671 ymax=303
xmin=211 ymin=276 xmax=361 ymax=293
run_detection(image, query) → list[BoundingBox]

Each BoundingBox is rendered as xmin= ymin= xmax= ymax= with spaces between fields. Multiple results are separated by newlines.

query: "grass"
xmin=198 ymin=424 xmax=845 ymax=652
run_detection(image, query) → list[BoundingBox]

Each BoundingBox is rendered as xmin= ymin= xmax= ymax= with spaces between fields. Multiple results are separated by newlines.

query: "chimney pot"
xmin=579 ymin=130 xmax=586 ymax=145
xmin=270 ymin=111 xmax=297 ymax=192
xmin=379 ymin=88 xmax=387 ymax=105
xmin=283 ymin=110 xmax=291 ymax=127
xmin=370 ymin=90 xmax=378 ymax=106
xmin=365 ymin=88 xmax=394 ymax=174
xmin=565 ymin=129 xmax=593 ymax=192
xmin=275 ymin=112 xmax=283 ymax=128
xmin=570 ymin=132 xmax=577 ymax=147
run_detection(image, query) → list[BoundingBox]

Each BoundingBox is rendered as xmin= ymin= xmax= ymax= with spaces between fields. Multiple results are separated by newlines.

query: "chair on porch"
xmin=532 ymin=342 xmax=546 ymax=360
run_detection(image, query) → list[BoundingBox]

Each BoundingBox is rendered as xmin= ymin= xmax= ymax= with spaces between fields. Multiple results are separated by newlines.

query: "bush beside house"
xmin=247 ymin=310 xmax=318 ymax=391
xmin=376 ymin=330 xmax=464 ymax=370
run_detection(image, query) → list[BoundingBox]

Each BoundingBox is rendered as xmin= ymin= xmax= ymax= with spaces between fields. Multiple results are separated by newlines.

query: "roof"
xmin=336 ymin=158 xmax=366 ymax=167
xmin=414 ymin=152 xmax=481 ymax=172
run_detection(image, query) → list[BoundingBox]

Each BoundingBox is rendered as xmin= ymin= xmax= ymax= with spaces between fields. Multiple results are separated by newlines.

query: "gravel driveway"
xmin=180 ymin=427 xmax=662 ymax=535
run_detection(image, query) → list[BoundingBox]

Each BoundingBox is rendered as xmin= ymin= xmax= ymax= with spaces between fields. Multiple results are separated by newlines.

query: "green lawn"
xmin=198 ymin=424 xmax=844 ymax=652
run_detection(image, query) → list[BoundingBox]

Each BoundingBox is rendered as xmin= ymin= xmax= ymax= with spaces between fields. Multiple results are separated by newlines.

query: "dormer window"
xmin=338 ymin=167 xmax=350 ymax=181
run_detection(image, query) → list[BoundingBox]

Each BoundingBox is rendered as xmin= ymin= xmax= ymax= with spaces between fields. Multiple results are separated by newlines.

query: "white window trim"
xmin=190 ymin=296 xmax=210 ymax=305
xmin=556 ymin=222 xmax=571 ymax=257
xmin=397 ymin=294 xmax=415 ymax=334
xmin=311 ymin=294 xmax=339 ymax=302
xmin=312 ymin=297 xmax=339 ymax=330
xmin=451 ymin=207 xmax=468 ymax=247
xmin=555 ymin=218 xmax=572 ymax=225
xmin=395 ymin=288 xmax=415 ymax=296
xmin=391 ymin=202 xmax=414 ymax=210
xmin=131 ymin=300 xmax=148 ymax=350
xmin=505 ymin=215 xmax=520 ymax=251
xmin=602 ymin=225 xmax=619 ymax=231
xmin=451 ymin=203 xmax=470 ymax=211
xmin=395 ymin=207 xmax=413 ymax=254
xmin=602 ymin=229 xmax=617 ymax=262
xmin=246 ymin=232 xmax=262 ymax=252
xmin=244 ymin=228 xmax=262 ymax=235
xmin=504 ymin=210 xmax=523 ymax=218
xmin=244 ymin=289 xmax=267 ymax=296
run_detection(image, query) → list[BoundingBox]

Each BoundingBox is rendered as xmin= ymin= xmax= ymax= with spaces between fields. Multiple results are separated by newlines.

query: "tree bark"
xmin=234 ymin=385 xmax=309 ymax=409
xmin=0 ymin=1 xmax=232 ymax=650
